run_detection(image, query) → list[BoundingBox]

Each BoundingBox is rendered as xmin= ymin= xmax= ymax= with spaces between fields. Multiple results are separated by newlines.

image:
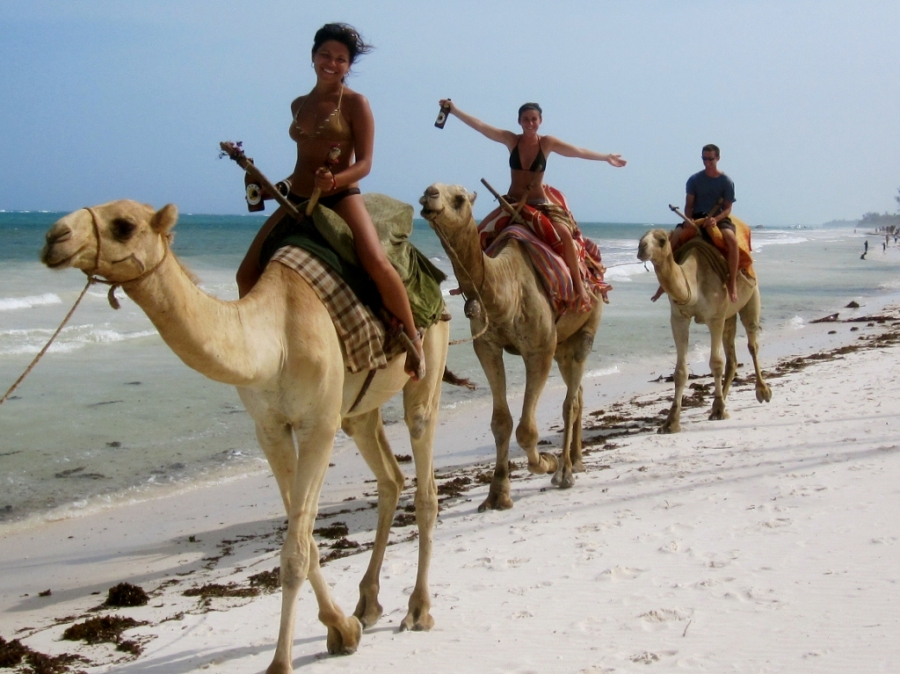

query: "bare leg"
xmin=333 ymin=194 xmax=425 ymax=380
xmin=236 ymin=208 xmax=287 ymax=297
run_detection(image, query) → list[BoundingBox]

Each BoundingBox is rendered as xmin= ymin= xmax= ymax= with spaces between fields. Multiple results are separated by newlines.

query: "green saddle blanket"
xmin=259 ymin=193 xmax=446 ymax=328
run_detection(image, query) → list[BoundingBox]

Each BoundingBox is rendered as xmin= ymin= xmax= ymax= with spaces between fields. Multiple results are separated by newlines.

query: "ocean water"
xmin=1 ymin=208 xmax=897 ymax=528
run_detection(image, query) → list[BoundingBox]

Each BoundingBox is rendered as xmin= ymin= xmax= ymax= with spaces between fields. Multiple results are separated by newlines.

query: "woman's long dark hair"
xmin=312 ymin=23 xmax=373 ymax=64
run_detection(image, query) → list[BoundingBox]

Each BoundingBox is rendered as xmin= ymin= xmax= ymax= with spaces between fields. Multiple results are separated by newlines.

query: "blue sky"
xmin=1 ymin=0 xmax=898 ymax=225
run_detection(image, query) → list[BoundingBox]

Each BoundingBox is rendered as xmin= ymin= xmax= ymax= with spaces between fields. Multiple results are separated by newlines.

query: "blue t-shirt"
xmin=686 ymin=171 xmax=735 ymax=216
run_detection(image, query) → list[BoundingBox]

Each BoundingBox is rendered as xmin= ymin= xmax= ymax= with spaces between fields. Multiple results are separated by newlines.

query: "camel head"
xmin=418 ymin=183 xmax=476 ymax=232
xmin=42 ymin=200 xmax=178 ymax=284
xmin=637 ymin=228 xmax=672 ymax=265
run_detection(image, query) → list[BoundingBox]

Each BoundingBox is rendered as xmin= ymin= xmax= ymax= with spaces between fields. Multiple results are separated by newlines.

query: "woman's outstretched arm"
xmin=440 ymin=99 xmax=517 ymax=148
xmin=542 ymin=136 xmax=627 ymax=167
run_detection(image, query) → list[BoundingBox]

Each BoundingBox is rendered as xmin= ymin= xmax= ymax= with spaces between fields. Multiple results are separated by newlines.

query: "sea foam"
xmin=0 ymin=293 xmax=62 ymax=312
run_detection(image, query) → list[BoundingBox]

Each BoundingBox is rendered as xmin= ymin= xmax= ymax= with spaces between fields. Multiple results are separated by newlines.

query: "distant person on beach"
xmin=437 ymin=99 xmax=626 ymax=310
xmin=235 ymin=23 xmax=424 ymax=379
xmin=861 ymin=239 xmax=868 ymax=260
xmin=652 ymin=144 xmax=739 ymax=303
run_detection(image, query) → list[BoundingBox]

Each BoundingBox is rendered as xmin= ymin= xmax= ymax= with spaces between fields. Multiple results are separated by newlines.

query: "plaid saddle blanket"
xmin=271 ymin=246 xmax=403 ymax=373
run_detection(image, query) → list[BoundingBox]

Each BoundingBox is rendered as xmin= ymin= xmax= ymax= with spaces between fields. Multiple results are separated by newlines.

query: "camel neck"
xmin=122 ymin=252 xmax=285 ymax=386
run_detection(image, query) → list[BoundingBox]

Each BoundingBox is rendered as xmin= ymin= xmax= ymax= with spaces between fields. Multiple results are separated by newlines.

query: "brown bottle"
xmin=244 ymin=168 xmax=264 ymax=212
xmin=434 ymin=100 xmax=451 ymax=129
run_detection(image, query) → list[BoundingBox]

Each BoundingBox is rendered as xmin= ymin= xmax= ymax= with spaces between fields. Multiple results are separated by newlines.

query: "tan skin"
xmin=237 ymin=40 xmax=424 ymax=379
xmin=440 ymin=100 xmax=626 ymax=310
xmin=651 ymin=150 xmax=739 ymax=303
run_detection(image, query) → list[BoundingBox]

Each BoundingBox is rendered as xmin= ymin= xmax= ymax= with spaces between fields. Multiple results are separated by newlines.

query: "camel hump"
xmin=676 ymin=237 xmax=730 ymax=283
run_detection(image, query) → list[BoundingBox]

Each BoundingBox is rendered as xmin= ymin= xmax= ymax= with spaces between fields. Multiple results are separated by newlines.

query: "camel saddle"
xmin=259 ymin=193 xmax=447 ymax=328
xmin=680 ymin=214 xmax=756 ymax=279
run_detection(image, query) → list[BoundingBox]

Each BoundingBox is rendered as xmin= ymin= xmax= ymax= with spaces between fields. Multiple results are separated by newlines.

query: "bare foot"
xmin=651 ymin=286 xmax=664 ymax=302
xmin=449 ymin=287 xmax=463 ymax=296
xmin=728 ymin=286 xmax=738 ymax=303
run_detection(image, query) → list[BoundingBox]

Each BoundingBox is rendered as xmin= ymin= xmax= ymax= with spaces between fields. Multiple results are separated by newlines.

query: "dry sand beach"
xmin=2 ymin=308 xmax=900 ymax=673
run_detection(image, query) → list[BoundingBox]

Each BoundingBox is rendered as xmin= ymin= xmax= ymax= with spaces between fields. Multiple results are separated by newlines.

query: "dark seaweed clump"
xmin=103 ymin=582 xmax=149 ymax=608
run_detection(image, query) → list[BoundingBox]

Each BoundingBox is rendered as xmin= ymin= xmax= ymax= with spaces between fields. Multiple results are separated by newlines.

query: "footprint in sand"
xmin=597 ymin=566 xmax=644 ymax=582
xmin=639 ymin=608 xmax=691 ymax=632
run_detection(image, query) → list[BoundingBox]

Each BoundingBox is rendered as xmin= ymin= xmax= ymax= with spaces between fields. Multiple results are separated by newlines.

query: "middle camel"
xmin=420 ymin=183 xmax=602 ymax=510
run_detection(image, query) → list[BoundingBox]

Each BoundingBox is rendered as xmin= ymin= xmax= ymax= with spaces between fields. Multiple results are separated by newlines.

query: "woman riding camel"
xmin=438 ymin=99 xmax=626 ymax=310
xmin=237 ymin=23 xmax=425 ymax=379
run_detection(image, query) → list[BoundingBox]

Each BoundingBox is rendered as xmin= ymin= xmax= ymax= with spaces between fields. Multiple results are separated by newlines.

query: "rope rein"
xmin=427 ymin=213 xmax=490 ymax=346
xmin=0 ymin=277 xmax=94 ymax=406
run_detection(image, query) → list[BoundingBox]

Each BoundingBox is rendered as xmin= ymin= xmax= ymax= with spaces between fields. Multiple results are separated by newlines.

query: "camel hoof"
xmin=528 ymin=452 xmax=558 ymax=476
xmin=400 ymin=608 xmax=435 ymax=632
xmin=572 ymin=459 xmax=585 ymax=473
xmin=353 ymin=596 xmax=383 ymax=629
xmin=708 ymin=409 xmax=729 ymax=421
xmin=551 ymin=468 xmax=575 ymax=489
xmin=478 ymin=491 xmax=514 ymax=512
xmin=756 ymin=385 xmax=772 ymax=403
xmin=658 ymin=423 xmax=680 ymax=434
xmin=326 ymin=616 xmax=363 ymax=656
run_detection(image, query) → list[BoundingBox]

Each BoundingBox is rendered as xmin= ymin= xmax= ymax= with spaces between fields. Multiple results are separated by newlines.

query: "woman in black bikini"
xmin=438 ymin=100 xmax=626 ymax=310
xmin=237 ymin=23 xmax=425 ymax=379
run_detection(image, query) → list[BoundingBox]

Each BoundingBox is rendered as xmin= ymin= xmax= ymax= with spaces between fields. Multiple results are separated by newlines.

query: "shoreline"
xmin=2 ymin=280 xmax=891 ymax=537
xmin=2 ymin=299 xmax=900 ymax=671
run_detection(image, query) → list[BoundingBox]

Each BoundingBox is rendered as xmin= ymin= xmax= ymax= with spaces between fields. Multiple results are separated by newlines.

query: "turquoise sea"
xmin=1 ymin=208 xmax=898 ymax=528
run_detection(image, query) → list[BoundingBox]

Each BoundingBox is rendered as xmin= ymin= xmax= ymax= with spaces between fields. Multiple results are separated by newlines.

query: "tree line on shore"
xmin=856 ymin=187 xmax=900 ymax=228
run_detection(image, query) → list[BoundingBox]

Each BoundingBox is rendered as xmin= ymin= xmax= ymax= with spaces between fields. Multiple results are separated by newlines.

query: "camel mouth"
xmin=419 ymin=204 xmax=444 ymax=220
xmin=41 ymin=245 xmax=84 ymax=270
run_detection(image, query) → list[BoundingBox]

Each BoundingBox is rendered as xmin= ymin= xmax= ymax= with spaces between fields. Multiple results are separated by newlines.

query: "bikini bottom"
xmin=287 ymin=187 xmax=361 ymax=210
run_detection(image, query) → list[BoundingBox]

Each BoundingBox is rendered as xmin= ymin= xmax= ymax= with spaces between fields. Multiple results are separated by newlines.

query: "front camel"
xmin=420 ymin=183 xmax=602 ymax=511
xmin=41 ymin=200 xmax=447 ymax=673
xmin=637 ymin=228 xmax=772 ymax=433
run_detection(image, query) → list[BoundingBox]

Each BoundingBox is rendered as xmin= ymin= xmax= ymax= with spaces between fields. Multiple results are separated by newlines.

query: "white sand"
xmin=2 ymin=313 xmax=900 ymax=673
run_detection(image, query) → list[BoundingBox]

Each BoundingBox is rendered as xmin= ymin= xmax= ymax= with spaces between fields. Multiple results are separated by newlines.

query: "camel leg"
xmin=399 ymin=342 xmax=443 ymax=631
xmin=517 ymin=350 xmax=558 ymax=478
xmin=661 ymin=315 xmax=691 ymax=434
xmin=304 ymin=535 xmax=363 ymax=657
xmin=740 ymin=289 xmax=772 ymax=403
xmin=473 ymin=339 xmax=515 ymax=511
xmin=268 ymin=421 xmax=361 ymax=673
xmin=722 ymin=315 xmax=738 ymax=399
xmin=707 ymin=319 xmax=729 ymax=421
xmin=341 ymin=410 xmax=404 ymax=629
xmin=551 ymin=328 xmax=594 ymax=488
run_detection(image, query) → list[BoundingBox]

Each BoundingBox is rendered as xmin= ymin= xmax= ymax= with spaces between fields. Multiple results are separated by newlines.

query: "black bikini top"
xmin=509 ymin=137 xmax=547 ymax=173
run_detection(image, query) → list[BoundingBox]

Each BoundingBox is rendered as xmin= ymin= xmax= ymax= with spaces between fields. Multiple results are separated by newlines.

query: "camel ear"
xmin=151 ymin=204 xmax=178 ymax=234
xmin=469 ymin=191 xmax=477 ymax=205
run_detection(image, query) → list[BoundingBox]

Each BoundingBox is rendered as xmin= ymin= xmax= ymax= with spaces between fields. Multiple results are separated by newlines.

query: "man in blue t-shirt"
xmin=652 ymin=144 xmax=739 ymax=303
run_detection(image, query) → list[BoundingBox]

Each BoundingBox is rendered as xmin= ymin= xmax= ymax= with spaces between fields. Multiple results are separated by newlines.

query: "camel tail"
xmin=443 ymin=366 xmax=476 ymax=390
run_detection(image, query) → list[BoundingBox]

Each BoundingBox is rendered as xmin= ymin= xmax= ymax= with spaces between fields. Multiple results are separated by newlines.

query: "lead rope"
xmin=428 ymin=216 xmax=490 ymax=346
xmin=0 ymin=276 xmax=94 ymax=406
xmin=0 ymin=208 xmax=170 ymax=406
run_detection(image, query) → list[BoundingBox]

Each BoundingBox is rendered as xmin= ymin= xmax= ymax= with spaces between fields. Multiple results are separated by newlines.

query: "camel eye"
xmin=656 ymin=233 xmax=667 ymax=246
xmin=451 ymin=194 xmax=467 ymax=210
xmin=111 ymin=218 xmax=137 ymax=241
